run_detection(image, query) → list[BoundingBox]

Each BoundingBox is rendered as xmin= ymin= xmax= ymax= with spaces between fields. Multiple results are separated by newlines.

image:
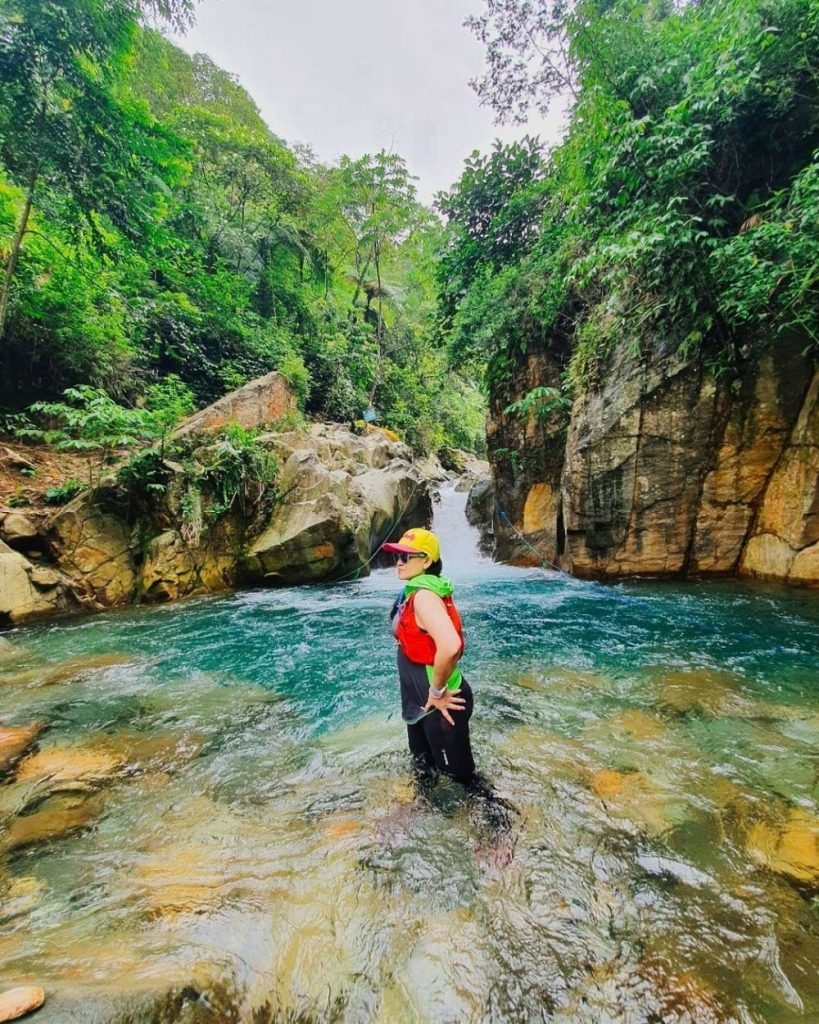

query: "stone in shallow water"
xmin=15 ymin=746 xmax=122 ymax=787
xmin=0 ymin=652 xmax=134 ymax=689
xmin=0 ymin=638 xmax=24 ymax=665
xmin=0 ymin=986 xmax=45 ymax=1022
xmin=0 ymin=725 xmax=42 ymax=777
xmin=608 ymin=708 xmax=668 ymax=742
xmin=637 ymin=958 xmax=726 ymax=1024
xmin=37 ymin=652 xmax=134 ymax=686
xmin=5 ymin=792 xmax=105 ymax=851
xmin=587 ymin=768 xmax=686 ymax=837
xmin=746 ymin=808 xmax=819 ymax=888
xmin=590 ymin=769 xmax=626 ymax=797
xmin=654 ymin=667 xmax=756 ymax=717
xmin=0 ymin=876 xmax=46 ymax=922
xmin=137 ymin=843 xmax=231 ymax=917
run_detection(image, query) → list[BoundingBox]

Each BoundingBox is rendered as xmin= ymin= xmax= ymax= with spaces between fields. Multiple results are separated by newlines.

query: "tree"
xmin=466 ymin=0 xmax=583 ymax=122
xmin=335 ymin=151 xmax=419 ymax=404
xmin=447 ymin=0 xmax=819 ymax=395
xmin=436 ymin=137 xmax=548 ymax=325
xmin=0 ymin=0 xmax=192 ymax=346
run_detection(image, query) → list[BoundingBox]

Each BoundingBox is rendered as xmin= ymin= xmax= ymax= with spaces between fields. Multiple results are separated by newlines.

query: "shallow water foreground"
xmin=0 ymin=490 xmax=818 ymax=1023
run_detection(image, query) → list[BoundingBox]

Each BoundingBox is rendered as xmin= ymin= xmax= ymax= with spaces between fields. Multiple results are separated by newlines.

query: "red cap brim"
xmin=382 ymin=542 xmax=423 ymax=554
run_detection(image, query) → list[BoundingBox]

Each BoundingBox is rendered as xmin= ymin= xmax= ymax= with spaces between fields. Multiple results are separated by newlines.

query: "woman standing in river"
xmin=383 ymin=527 xmax=477 ymax=786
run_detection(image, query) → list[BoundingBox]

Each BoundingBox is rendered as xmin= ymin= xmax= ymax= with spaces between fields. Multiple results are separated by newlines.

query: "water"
xmin=0 ymin=487 xmax=817 ymax=1022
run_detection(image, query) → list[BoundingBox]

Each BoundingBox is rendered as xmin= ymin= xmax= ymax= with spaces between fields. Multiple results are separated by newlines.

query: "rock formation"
xmin=244 ymin=430 xmax=430 ymax=585
xmin=0 ymin=376 xmax=433 ymax=624
xmin=486 ymin=333 xmax=819 ymax=586
xmin=0 ymin=539 xmax=75 ymax=625
xmin=172 ymin=370 xmax=295 ymax=438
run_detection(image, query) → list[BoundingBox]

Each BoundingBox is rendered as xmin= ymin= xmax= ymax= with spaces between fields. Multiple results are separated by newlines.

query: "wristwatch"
xmin=429 ymin=684 xmax=447 ymax=699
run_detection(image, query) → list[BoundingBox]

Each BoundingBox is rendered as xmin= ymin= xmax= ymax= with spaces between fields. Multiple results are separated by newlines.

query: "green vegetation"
xmin=440 ymin=0 xmax=819 ymax=399
xmin=43 ymin=479 xmax=84 ymax=505
xmin=0 ymin=0 xmax=485 ymax=457
xmin=20 ymin=379 xmax=193 ymax=487
xmin=5 ymin=0 xmax=811 ymax=479
xmin=117 ymin=423 xmax=279 ymax=543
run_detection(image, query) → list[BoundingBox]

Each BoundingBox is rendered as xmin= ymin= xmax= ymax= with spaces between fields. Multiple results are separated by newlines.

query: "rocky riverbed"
xmin=0 ymin=550 xmax=816 ymax=1022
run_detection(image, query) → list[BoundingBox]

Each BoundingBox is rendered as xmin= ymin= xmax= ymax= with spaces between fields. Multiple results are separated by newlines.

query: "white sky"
xmin=171 ymin=0 xmax=568 ymax=205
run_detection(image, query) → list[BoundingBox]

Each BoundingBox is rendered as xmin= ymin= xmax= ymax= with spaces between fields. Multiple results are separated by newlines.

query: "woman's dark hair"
xmin=427 ymin=558 xmax=443 ymax=576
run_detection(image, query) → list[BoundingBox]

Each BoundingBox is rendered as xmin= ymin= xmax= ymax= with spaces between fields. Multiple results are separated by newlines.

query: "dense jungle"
xmin=0 ymin=2 xmax=818 ymax=1023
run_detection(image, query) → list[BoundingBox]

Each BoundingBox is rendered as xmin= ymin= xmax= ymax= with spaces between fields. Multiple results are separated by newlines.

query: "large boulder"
xmin=0 ymin=511 xmax=39 ymax=549
xmin=137 ymin=516 xmax=244 ymax=603
xmin=173 ymin=371 xmax=295 ymax=438
xmin=243 ymin=434 xmax=431 ymax=586
xmin=46 ymin=489 xmax=137 ymax=607
xmin=0 ymin=540 xmax=74 ymax=625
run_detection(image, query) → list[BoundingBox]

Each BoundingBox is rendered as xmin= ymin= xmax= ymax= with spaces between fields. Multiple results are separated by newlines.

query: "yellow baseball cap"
xmin=382 ymin=527 xmax=440 ymax=561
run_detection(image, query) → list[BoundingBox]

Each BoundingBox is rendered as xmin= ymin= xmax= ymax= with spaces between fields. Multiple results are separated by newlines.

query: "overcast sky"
xmin=170 ymin=0 xmax=568 ymax=205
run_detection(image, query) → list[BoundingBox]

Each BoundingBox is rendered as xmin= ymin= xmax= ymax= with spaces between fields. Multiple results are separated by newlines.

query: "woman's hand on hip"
xmin=425 ymin=688 xmax=466 ymax=726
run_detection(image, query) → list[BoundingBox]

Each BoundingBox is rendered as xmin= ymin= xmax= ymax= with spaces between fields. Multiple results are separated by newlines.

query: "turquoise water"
xmin=1 ymin=488 xmax=817 ymax=1022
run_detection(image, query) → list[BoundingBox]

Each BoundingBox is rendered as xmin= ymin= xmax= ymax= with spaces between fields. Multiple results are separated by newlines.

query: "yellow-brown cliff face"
xmin=484 ymin=334 xmax=819 ymax=587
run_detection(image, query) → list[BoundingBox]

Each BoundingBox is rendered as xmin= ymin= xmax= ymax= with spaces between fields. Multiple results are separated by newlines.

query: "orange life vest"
xmin=395 ymin=590 xmax=465 ymax=665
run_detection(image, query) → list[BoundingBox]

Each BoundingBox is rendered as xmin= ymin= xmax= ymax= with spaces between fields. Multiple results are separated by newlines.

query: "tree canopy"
xmin=443 ymin=0 xmax=819 ymax=395
xmin=0 ymin=5 xmax=485 ymax=454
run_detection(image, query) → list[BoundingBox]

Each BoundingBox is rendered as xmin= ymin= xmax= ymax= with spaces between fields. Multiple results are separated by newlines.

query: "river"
xmin=0 ymin=486 xmax=817 ymax=1022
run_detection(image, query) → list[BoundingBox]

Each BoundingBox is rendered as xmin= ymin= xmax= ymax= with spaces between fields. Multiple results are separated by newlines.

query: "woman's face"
xmin=396 ymin=552 xmax=431 ymax=582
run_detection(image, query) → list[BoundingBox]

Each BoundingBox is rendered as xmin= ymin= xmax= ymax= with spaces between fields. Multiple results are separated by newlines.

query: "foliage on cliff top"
xmin=0 ymin=3 xmax=484 ymax=456
xmin=439 ymin=0 xmax=819 ymax=396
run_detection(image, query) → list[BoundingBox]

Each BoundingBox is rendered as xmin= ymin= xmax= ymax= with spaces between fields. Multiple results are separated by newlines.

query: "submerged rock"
xmin=586 ymin=767 xmax=687 ymax=836
xmin=16 ymin=746 xmax=123 ymax=787
xmin=0 ymin=724 xmax=42 ymax=777
xmin=652 ymin=667 xmax=754 ymax=717
xmin=137 ymin=842 xmax=235 ymax=917
xmin=5 ymin=792 xmax=106 ymax=851
xmin=0 ymin=638 xmax=23 ymax=665
xmin=747 ymin=808 xmax=819 ymax=888
xmin=0 ymin=652 xmax=134 ymax=689
xmin=0 ymin=986 xmax=45 ymax=1022
xmin=590 ymin=769 xmax=627 ymax=797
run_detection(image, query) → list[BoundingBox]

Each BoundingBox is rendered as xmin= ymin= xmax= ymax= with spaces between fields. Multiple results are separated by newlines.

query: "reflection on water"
xmin=0 ymin=488 xmax=817 ymax=1022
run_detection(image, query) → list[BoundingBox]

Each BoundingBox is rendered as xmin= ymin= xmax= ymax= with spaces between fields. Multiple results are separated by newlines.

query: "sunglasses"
xmin=394 ymin=552 xmax=426 ymax=564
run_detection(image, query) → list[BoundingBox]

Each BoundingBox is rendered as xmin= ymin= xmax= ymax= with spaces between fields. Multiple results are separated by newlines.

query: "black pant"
xmin=406 ymin=679 xmax=475 ymax=784
xmin=406 ymin=680 xmax=515 ymax=836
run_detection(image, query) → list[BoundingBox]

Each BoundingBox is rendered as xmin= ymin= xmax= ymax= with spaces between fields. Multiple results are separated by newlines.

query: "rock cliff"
xmin=483 ymin=334 xmax=819 ymax=587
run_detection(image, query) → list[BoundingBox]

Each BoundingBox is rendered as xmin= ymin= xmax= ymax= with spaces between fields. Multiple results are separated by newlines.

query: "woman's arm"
xmin=413 ymin=589 xmax=465 ymax=725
